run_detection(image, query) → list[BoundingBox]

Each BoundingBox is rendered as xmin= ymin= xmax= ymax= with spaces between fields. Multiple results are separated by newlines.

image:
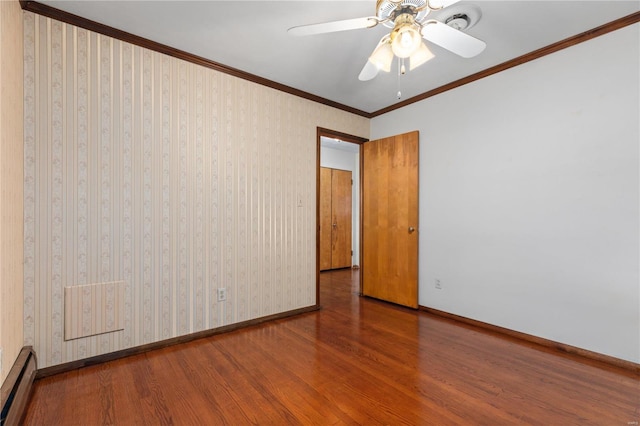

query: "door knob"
xmin=408 ymin=226 xmax=415 ymax=233
xmin=333 ymin=223 xmax=337 ymax=228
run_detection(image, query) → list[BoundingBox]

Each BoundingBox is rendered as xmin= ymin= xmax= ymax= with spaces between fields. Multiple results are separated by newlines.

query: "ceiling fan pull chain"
xmin=397 ymin=59 xmax=403 ymax=99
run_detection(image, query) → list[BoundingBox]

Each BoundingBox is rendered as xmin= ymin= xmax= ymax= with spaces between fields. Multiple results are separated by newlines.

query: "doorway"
xmin=316 ymin=128 xmax=367 ymax=305
xmin=316 ymin=129 xmax=420 ymax=309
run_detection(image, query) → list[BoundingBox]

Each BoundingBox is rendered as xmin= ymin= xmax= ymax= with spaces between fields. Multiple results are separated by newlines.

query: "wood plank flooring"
xmin=24 ymin=269 xmax=639 ymax=425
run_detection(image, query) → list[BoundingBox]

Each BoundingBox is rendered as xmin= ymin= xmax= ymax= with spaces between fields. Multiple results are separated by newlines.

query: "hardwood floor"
xmin=25 ymin=269 xmax=639 ymax=425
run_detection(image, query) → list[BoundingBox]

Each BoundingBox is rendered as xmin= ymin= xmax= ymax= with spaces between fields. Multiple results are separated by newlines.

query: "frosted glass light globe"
xmin=391 ymin=24 xmax=422 ymax=58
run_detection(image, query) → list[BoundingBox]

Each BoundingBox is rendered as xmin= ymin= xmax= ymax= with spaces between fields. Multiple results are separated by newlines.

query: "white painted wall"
xmin=370 ymin=24 xmax=639 ymax=363
xmin=320 ymin=145 xmax=360 ymax=266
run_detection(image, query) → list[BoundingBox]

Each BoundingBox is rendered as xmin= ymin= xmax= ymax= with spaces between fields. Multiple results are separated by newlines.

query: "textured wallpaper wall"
xmin=23 ymin=12 xmax=369 ymax=368
xmin=0 ymin=0 xmax=24 ymax=384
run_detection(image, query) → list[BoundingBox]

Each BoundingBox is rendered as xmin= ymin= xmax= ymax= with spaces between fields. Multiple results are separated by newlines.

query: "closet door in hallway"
xmin=320 ymin=167 xmax=352 ymax=270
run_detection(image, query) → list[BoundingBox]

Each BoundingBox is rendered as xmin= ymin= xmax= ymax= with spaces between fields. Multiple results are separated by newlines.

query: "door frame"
xmin=316 ymin=127 xmax=368 ymax=306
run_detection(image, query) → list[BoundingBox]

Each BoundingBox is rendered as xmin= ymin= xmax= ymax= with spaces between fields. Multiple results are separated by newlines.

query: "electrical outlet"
xmin=217 ymin=288 xmax=226 ymax=302
xmin=435 ymin=279 xmax=442 ymax=290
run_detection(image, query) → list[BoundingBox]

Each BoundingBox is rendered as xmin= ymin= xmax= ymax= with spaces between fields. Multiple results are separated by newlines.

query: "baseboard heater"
xmin=0 ymin=347 xmax=37 ymax=426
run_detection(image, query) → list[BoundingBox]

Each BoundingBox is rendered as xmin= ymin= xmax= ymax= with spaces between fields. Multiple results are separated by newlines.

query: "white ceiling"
xmin=321 ymin=136 xmax=361 ymax=153
xmin=39 ymin=0 xmax=639 ymax=114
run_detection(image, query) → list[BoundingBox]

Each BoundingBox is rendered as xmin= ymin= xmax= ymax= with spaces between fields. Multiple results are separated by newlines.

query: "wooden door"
xmin=362 ymin=131 xmax=419 ymax=308
xmin=331 ymin=169 xmax=352 ymax=269
xmin=319 ymin=167 xmax=352 ymax=270
xmin=319 ymin=168 xmax=333 ymax=270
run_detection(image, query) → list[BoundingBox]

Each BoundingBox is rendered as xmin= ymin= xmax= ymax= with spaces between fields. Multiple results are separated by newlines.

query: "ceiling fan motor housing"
xmin=376 ymin=0 xmax=430 ymax=28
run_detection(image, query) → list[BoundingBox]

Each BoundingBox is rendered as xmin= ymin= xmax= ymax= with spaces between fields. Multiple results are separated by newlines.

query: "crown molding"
xmin=371 ymin=11 xmax=640 ymax=117
xmin=19 ymin=0 xmax=371 ymax=118
xmin=20 ymin=2 xmax=640 ymax=119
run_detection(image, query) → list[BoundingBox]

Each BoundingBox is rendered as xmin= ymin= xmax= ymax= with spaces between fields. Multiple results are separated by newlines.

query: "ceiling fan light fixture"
xmin=409 ymin=42 xmax=434 ymax=71
xmin=369 ymin=38 xmax=394 ymax=72
xmin=390 ymin=14 xmax=422 ymax=58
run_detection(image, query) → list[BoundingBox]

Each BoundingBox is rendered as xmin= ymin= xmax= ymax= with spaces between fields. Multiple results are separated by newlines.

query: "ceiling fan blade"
xmin=421 ymin=20 xmax=486 ymax=58
xmin=358 ymin=60 xmax=380 ymax=81
xmin=288 ymin=17 xmax=379 ymax=36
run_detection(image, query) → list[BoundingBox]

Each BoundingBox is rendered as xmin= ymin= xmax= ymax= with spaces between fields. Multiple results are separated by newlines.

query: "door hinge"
xmin=351 ymin=250 xmax=353 ymax=256
xmin=351 ymin=179 xmax=353 ymax=185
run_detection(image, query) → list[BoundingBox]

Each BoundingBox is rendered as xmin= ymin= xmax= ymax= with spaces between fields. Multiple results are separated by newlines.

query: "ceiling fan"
xmin=288 ymin=0 xmax=486 ymax=81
